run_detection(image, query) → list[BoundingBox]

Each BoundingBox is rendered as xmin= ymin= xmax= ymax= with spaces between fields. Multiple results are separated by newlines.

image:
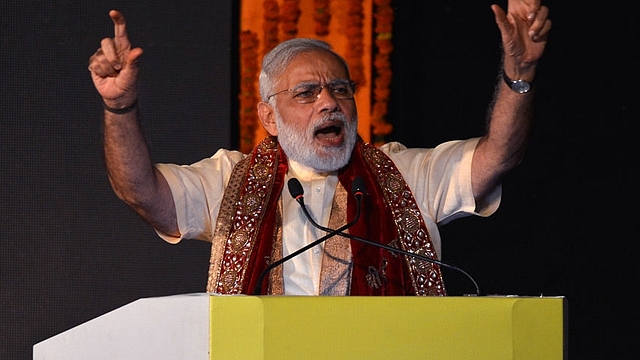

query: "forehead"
xmin=277 ymin=50 xmax=349 ymax=87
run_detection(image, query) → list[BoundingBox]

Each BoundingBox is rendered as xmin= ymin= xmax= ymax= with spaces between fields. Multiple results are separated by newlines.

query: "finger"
xmin=125 ymin=47 xmax=144 ymax=71
xmin=90 ymin=55 xmax=118 ymax=77
xmin=528 ymin=0 xmax=542 ymax=9
xmin=529 ymin=6 xmax=551 ymax=37
xmin=533 ymin=18 xmax=552 ymax=42
xmin=513 ymin=0 xmax=541 ymax=13
xmin=99 ymin=37 xmax=122 ymax=72
xmin=109 ymin=10 xmax=131 ymax=52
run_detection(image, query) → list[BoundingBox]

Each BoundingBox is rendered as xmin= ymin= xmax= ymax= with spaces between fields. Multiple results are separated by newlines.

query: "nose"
xmin=315 ymin=86 xmax=341 ymax=112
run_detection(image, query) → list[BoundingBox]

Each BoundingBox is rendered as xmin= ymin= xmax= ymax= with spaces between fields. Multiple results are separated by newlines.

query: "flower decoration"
xmin=313 ymin=0 xmax=331 ymax=36
xmin=345 ymin=0 xmax=365 ymax=87
xmin=240 ymin=0 xmax=395 ymax=148
xmin=239 ymin=30 xmax=261 ymax=153
xmin=263 ymin=0 xmax=281 ymax=53
xmin=281 ymin=0 xmax=301 ymax=39
xmin=371 ymin=0 xmax=394 ymax=145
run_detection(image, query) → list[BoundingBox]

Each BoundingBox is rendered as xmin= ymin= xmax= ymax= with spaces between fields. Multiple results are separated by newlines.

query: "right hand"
xmin=490 ymin=0 xmax=551 ymax=78
xmin=88 ymin=10 xmax=143 ymax=109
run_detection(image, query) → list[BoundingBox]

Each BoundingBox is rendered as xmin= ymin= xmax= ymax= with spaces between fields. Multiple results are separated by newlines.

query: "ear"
xmin=257 ymin=101 xmax=278 ymax=136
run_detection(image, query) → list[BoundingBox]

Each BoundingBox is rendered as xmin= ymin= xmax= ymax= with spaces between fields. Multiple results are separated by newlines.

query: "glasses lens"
xmin=330 ymin=81 xmax=355 ymax=99
xmin=292 ymin=84 xmax=320 ymax=103
xmin=291 ymin=81 xmax=355 ymax=104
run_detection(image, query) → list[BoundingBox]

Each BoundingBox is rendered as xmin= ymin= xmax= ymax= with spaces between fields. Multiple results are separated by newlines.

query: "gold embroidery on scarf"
xmin=206 ymin=154 xmax=251 ymax=293
xmin=253 ymin=163 xmax=270 ymax=180
xmin=386 ymin=238 xmax=400 ymax=258
xmin=361 ymin=143 xmax=446 ymax=296
xmin=319 ymin=182 xmax=352 ymax=296
xmin=366 ymin=258 xmax=388 ymax=290
xmin=386 ymin=174 xmax=404 ymax=194
xmin=243 ymin=193 xmax=261 ymax=213
xmin=212 ymin=137 xmax=280 ymax=294
xmin=400 ymin=209 xmax=421 ymax=233
xmin=221 ymin=270 xmax=240 ymax=293
xmin=366 ymin=266 xmax=382 ymax=289
xmin=231 ymin=230 xmax=249 ymax=252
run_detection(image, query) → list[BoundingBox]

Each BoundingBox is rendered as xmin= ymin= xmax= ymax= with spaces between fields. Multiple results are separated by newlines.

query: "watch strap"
xmin=501 ymin=69 xmax=533 ymax=94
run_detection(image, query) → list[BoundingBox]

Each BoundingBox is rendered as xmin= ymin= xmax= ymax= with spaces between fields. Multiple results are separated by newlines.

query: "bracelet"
xmin=103 ymin=99 xmax=138 ymax=114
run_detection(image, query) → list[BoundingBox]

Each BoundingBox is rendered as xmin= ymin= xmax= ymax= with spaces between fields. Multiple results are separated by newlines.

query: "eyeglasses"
xmin=267 ymin=80 xmax=356 ymax=104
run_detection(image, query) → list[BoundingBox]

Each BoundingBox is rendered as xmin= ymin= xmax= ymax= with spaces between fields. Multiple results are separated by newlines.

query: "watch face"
xmin=513 ymin=80 xmax=531 ymax=93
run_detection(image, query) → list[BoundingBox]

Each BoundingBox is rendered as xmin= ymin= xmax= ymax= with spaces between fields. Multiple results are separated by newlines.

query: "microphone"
xmin=251 ymin=178 xmax=365 ymax=295
xmin=291 ymin=177 xmax=483 ymax=296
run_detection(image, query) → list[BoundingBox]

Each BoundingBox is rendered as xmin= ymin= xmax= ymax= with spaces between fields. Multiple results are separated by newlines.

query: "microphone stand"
xmin=251 ymin=193 xmax=363 ymax=295
xmin=291 ymin=179 xmax=483 ymax=296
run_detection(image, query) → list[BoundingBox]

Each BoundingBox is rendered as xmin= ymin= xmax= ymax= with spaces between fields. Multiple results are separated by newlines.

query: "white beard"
xmin=275 ymin=111 xmax=358 ymax=173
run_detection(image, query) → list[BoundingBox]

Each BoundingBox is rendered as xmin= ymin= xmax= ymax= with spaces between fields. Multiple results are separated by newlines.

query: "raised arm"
xmin=471 ymin=0 xmax=552 ymax=207
xmin=88 ymin=10 xmax=179 ymax=237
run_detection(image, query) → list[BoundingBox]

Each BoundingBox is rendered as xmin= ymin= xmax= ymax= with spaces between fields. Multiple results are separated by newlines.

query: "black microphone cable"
xmin=288 ymin=177 xmax=483 ymax=296
xmin=251 ymin=179 xmax=364 ymax=295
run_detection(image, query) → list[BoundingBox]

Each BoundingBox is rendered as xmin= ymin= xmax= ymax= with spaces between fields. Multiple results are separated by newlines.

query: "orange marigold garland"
xmin=314 ymin=0 xmax=331 ymax=36
xmin=240 ymin=0 xmax=392 ymax=148
xmin=263 ymin=0 xmax=281 ymax=53
xmin=372 ymin=0 xmax=394 ymax=145
xmin=239 ymin=30 xmax=261 ymax=153
xmin=281 ymin=0 xmax=301 ymax=39
xmin=345 ymin=0 xmax=366 ymax=87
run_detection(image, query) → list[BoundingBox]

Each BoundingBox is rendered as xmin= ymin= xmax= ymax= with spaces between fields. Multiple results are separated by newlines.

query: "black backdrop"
xmin=1 ymin=1 xmax=636 ymax=359
xmin=2 ymin=1 xmax=234 ymax=358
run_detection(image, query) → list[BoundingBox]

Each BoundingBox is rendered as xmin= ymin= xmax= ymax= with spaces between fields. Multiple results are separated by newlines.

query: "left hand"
xmin=491 ymin=0 xmax=552 ymax=77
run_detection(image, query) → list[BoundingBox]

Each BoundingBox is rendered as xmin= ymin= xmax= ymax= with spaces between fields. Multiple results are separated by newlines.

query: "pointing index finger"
xmin=109 ymin=10 xmax=130 ymax=48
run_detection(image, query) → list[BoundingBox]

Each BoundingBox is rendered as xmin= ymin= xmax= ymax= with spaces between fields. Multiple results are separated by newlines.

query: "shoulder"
xmin=377 ymin=138 xmax=480 ymax=158
xmin=377 ymin=141 xmax=408 ymax=154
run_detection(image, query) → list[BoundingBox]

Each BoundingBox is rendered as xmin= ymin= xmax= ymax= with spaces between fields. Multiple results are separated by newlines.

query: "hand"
xmin=88 ymin=10 xmax=143 ymax=108
xmin=491 ymin=0 xmax=552 ymax=77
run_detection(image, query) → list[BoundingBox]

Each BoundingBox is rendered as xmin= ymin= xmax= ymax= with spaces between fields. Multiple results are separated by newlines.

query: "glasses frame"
xmin=266 ymin=79 xmax=357 ymax=104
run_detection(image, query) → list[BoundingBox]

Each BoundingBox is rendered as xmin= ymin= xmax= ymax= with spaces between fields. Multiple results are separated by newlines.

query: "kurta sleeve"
xmin=153 ymin=149 xmax=246 ymax=243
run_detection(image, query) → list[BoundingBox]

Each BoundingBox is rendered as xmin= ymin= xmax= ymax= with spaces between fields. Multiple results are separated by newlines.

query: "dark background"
xmin=1 ymin=1 xmax=636 ymax=359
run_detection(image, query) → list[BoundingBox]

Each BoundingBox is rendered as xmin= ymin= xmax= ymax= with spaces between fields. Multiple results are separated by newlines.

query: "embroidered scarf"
xmin=206 ymin=136 xmax=446 ymax=296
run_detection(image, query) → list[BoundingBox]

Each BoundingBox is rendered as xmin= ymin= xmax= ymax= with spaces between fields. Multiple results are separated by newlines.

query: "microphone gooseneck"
xmin=292 ymin=177 xmax=483 ymax=296
xmin=251 ymin=178 xmax=363 ymax=295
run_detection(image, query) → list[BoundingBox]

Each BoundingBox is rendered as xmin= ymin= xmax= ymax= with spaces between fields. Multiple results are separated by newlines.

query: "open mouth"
xmin=314 ymin=121 xmax=344 ymax=143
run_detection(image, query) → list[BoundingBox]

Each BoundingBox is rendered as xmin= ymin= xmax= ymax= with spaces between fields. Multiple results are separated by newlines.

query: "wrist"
xmin=103 ymin=99 xmax=138 ymax=114
xmin=501 ymin=70 xmax=533 ymax=94
xmin=501 ymin=59 xmax=537 ymax=83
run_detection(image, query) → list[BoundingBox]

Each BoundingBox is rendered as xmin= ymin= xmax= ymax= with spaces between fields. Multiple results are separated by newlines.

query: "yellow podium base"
xmin=210 ymin=295 xmax=566 ymax=360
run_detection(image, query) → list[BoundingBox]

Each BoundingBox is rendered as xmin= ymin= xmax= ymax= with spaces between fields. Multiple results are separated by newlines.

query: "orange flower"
xmin=314 ymin=0 xmax=331 ymax=36
xmin=239 ymin=0 xmax=395 ymax=147
xmin=263 ymin=0 xmax=280 ymax=19
xmin=281 ymin=0 xmax=301 ymax=38
xmin=371 ymin=0 xmax=395 ymax=141
xmin=238 ymin=30 xmax=260 ymax=153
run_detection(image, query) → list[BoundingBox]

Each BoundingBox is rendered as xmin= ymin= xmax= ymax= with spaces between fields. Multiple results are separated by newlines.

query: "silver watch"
xmin=502 ymin=70 xmax=532 ymax=94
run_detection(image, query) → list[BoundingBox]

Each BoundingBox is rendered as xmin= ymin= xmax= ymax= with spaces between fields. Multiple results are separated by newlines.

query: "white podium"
xmin=34 ymin=293 xmax=567 ymax=359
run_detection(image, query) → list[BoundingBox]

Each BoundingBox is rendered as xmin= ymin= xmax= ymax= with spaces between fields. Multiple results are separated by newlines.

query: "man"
xmin=88 ymin=1 xmax=551 ymax=296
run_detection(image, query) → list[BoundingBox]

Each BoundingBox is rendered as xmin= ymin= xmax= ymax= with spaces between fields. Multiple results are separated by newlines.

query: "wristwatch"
xmin=501 ymin=69 xmax=532 ymax=94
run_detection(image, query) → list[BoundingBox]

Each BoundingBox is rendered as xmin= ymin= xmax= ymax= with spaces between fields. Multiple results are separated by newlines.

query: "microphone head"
xmin=352 ymin=176 xmax=366 ymax=197
xmin=288 ymin=178 xmax=304 ymax=199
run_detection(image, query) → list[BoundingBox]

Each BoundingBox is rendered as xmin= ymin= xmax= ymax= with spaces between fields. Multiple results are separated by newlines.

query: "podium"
xmin=33 ymin=293 xmax=566 ymax=359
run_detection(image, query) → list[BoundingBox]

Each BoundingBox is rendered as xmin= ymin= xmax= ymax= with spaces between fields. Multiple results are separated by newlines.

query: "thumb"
xmin=124 ymin=47 xmax=144 ymax=71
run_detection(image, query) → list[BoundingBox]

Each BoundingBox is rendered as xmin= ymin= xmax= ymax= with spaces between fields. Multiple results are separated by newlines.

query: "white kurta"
xmin=155 ymin=138 xmax=501 ymax=295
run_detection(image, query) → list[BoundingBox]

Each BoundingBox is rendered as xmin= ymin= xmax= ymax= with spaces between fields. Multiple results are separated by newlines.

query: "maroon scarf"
xmin=207 ymin=136 xmax=446 ymax=296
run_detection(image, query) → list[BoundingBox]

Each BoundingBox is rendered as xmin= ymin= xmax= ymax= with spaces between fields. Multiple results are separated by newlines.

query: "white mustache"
xmin=313 ymin=112 xmax=349 ymax=131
